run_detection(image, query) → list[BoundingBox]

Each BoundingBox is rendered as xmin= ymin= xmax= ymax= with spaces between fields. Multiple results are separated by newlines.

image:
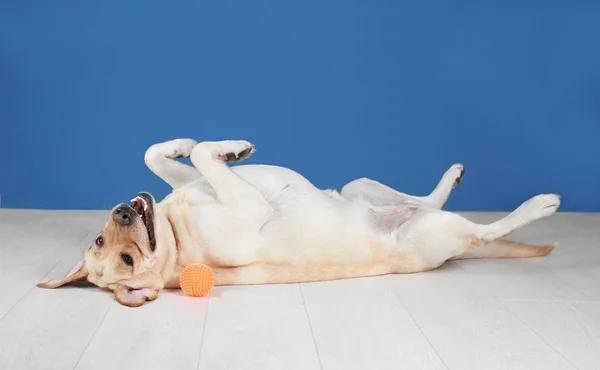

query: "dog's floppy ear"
xmin=113 ymin=284 xmax=158 ymax=307
xmin=37 ymin=260 xmax=88 ymax=289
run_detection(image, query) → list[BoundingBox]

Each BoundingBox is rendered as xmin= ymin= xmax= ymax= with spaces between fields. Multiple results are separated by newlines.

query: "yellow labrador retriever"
xmin=37 ymin=139 xmax=559 ymax=307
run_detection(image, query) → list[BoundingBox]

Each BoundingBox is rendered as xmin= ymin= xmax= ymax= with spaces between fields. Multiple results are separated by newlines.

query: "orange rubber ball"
xmin=179 ymin=264 xmax=215 ymax=297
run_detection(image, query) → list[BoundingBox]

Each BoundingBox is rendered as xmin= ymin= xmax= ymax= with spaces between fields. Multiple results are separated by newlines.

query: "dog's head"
xmin=37 ymin=192 xmax=165 ymax=307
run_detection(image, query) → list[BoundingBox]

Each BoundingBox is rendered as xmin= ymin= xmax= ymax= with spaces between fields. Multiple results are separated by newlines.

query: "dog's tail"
xmin=450 ymin=239 xmax=556 ymax=260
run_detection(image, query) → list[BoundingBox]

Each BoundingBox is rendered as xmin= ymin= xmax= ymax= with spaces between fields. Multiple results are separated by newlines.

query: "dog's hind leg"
xmin=474 ymin=194 xmax=561 ymax=243
xmin=455 ymin=194 xmax=560 ymax=259
xmin=449 ymin=194 xmax=560 ymax=261
xmin=414 ymin=163 xmax=464 ymax=208
xmin=341 ymin=163 xmax=464 ymax=209
xmin=144 ymin=139 xmax=202 ymax=189
xmin=398 ymin=194 xmax=560 ymax=270
xmin=341 ymin=178 xmax=415 ymax=206
xmin=448 ymin=193 xmax=560 ymax=254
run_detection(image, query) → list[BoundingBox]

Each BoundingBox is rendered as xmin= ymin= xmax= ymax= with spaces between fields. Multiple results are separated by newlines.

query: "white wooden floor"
xmin=0 ymin=209 xmax=599 ymax=370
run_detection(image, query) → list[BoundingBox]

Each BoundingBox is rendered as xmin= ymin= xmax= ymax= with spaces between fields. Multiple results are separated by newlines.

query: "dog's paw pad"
xmin=237 ymin=146 xmax=253 ymax=160
xmin=222 ymin=142 xmax=255 ymax=162
xmin=448 ymin=163 xmax=465 ymax=188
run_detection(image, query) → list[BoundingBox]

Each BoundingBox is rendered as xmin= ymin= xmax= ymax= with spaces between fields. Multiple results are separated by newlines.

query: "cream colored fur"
xmin=38 ymin=139 xmax=559 ymax=307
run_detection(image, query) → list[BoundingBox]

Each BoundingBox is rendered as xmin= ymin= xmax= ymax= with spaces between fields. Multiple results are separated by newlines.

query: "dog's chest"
xmin=163 ymin=193 xmax=258 ymax=249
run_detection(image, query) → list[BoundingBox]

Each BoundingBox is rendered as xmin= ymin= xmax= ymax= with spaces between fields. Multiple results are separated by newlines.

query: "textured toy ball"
xmin=179 ymin=264 xmax=215 ymax=297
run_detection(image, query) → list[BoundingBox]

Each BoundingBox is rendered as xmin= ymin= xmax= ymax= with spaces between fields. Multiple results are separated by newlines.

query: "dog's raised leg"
xmin=341 ymin=163 xmax=464 ymax=209
xmin=144 ymin=139 xmax=201 ymax=189
xmin=190 ymin=140 xmax=272 ymax=214
xmin=448 ymin=194 xmax=560 ymax=261
xmin=415 ymin=163 xmax=464 ymax=208
xmin=475 ymin=194 xmax=561 ymax=243
xmin=401 ymin=193 xmax=560 ymax=270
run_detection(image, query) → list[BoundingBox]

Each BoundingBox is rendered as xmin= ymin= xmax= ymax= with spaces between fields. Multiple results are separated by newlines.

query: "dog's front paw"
xmin=191 ymin=140 xmax=256 ymax=163
xmin=220 ymin=140 xmax=256 ymax=162
xmin=172 ymin=138 xmax=198 ymax=159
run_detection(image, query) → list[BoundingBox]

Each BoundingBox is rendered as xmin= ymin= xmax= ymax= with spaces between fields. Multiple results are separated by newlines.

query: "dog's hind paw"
xmin=523 ymin=193 xmax=561 ymax=219
xmin=448 ymin=163 xmax=465 ymax=188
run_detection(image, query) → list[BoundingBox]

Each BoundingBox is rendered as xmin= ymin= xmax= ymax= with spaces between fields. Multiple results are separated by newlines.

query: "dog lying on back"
xmin=38 ymin=139 xmax=559 ymax=307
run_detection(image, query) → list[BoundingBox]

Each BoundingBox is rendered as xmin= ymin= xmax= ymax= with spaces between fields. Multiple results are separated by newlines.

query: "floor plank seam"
xmin=386 ymin=281 xmax=450 ymax=370
xmin=500 ymin=298 xmax=600 ymax=304
xmin=497 ymin=297 xmax=579 ymax=370
xmin=298 ymin=283 xmax=324 ymax=370
xmin=71 ymin=302 xmax=114 ymax=370
xmin=565 ymin=275 xmax=600 ymax=303
xmin=196 ymin=290 xmax=212 ymax=370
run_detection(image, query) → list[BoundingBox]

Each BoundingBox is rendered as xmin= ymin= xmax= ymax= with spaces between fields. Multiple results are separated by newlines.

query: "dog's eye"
xmin=121 ymin=253 xmax=133 ymax=266
xmin=95 ymin=236 xmax=104 ymax=246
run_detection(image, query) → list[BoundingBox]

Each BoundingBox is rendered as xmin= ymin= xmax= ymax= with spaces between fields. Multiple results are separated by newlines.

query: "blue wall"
xmin=1 ymin=1 xmax=599 ymax=211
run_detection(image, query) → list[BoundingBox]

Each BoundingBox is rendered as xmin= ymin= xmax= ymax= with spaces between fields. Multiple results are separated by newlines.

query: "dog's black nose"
xmin=113 ymin=205 xmax=134 ymax=226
